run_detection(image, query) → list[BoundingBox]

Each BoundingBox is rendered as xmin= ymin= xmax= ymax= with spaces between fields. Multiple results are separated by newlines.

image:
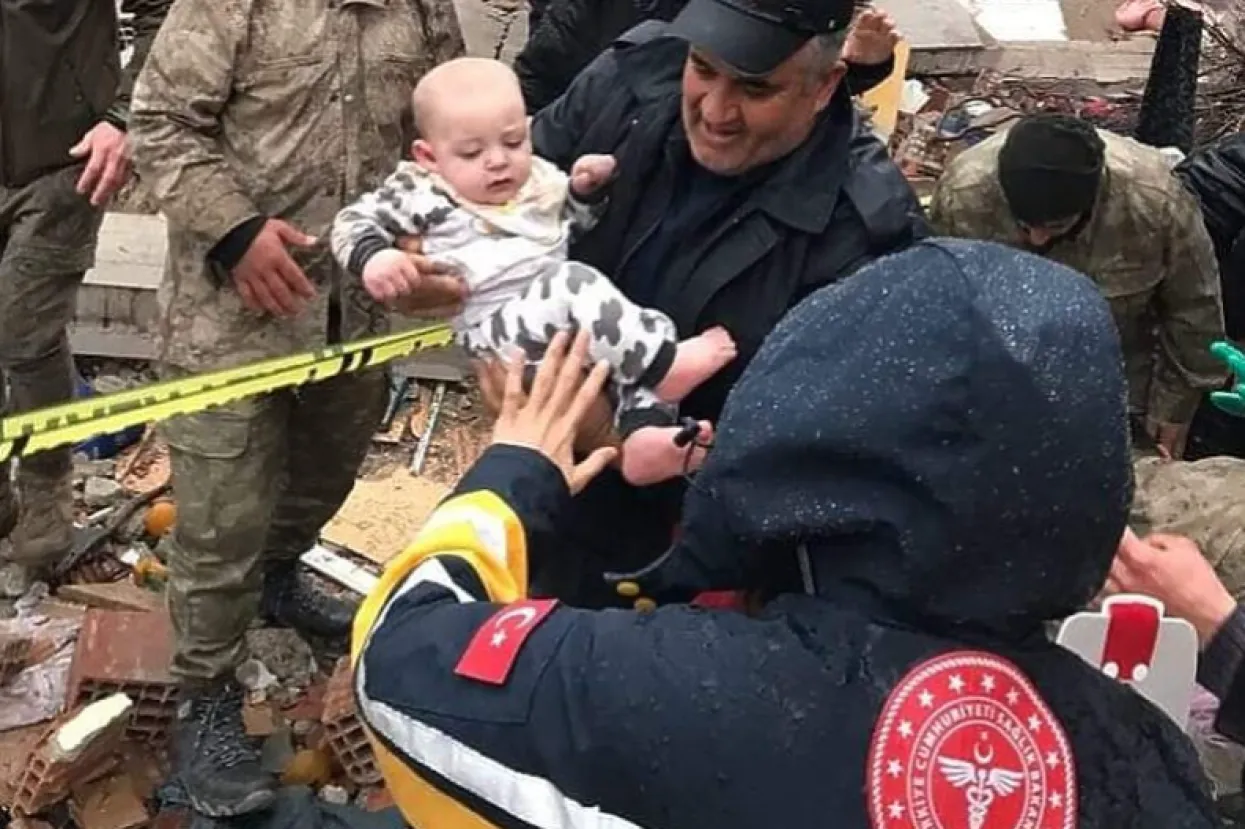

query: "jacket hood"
xmin=624 ymin=239 xmax=1132 ymax=638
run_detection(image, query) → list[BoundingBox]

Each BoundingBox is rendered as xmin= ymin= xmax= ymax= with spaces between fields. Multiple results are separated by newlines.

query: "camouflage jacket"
xmin=1131 ymin=456 xmax=1245 ymax=600
xmin=930 ymin=128 xmax=1226 ymax=425
xmin=129 ymin=0 xmax=465 ymax=372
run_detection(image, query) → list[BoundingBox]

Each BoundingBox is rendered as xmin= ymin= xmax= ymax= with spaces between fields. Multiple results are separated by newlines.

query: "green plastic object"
xmin=1210 ymin=340 xmax=1245 ymax=417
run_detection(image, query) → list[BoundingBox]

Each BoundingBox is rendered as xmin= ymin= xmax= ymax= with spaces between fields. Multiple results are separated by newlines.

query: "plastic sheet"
xmin=0 ymin=601 xmax=82 ymax=732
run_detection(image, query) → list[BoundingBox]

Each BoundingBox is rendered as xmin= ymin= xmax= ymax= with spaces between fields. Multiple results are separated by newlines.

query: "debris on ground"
xmin=10 ymin=3 xmax=1245 ymax=824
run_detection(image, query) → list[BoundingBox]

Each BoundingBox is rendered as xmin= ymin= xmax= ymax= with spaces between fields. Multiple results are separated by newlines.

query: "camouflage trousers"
xmin=1130 ymin=455 xmax=1245 ymax=600
xmin=0 ymin=164 xmax=102 ymax=566
xmin=160 ymin=367 xmax=387 ymax=683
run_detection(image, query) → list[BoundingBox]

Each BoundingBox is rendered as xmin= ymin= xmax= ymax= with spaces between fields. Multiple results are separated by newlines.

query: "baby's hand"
xmin=361 ymin=248 xmax=421 ymax=304
xmin=570 ymin=154 xmax=617 ymax=196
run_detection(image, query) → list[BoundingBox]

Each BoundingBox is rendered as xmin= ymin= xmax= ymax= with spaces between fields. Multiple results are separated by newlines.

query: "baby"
xmin=332 ymin=57 xmax=736 ymax=485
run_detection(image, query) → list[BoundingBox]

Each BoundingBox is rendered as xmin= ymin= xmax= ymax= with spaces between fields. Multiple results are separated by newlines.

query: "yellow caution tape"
xmin=0 ymin=323 xmax=453 ymax=463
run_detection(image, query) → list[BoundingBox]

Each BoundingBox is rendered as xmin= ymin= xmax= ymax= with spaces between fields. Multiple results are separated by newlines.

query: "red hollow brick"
xmin=321 ymin=658 xmax=380 ymax=786
xmin=67 ymin=610 xmax=178 ymax=744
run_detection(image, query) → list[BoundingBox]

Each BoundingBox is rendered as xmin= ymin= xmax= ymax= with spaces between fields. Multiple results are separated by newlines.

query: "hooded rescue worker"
xmin=930 ymin=113 xmax=1226 ymax=460
xmin=352 ymin=239 xmax=1216 ymax=828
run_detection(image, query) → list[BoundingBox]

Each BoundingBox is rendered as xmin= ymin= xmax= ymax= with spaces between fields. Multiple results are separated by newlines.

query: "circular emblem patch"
xmin=867 ymin=650 xmax=1076 ymax=829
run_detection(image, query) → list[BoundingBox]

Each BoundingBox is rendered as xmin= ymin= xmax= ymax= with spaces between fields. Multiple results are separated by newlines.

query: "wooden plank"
xmin=300 ymin=544 xmax=379 ymax=596
xmin=860 ymin=40 xmax=912 ymax=140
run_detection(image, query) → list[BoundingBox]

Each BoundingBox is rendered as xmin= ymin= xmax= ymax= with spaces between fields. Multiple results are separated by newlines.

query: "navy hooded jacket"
xmin=354 ymin=239 xmax=1216 ymax=828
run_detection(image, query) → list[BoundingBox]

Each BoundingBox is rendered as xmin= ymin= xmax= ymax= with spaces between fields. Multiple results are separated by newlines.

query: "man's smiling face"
xmin=680 ymin=41 xmax=844 ymax=176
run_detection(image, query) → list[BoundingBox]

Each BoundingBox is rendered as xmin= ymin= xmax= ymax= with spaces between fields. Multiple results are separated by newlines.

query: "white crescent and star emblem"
xmin=866 ymin=651 xmax=1077 ymax=829
xmin=489 ymin=606 xmax=540 ymax=647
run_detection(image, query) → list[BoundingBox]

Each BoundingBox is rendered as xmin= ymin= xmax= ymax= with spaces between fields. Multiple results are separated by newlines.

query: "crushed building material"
xmin=0 ymin=634 xmax=33 ymax=685
xmin=67 ymin=610 xmax=177 ymax=744
xmin=0 ymin=725 xmax=48 ymax=809
xmin=9 ymin=695 xmax=132 ymax=817
xmin=321 ymin=658 xmax=381 ymax=786
xmin=0 ymin=605 xmax=84 ymax=733
xmin=69 ymin=770 xmax=151 ymax=829
xmin=55 ymin=582 xmax=164 ymax=614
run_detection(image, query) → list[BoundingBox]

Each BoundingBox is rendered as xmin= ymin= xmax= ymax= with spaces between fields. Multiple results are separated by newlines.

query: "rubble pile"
xmin=0 ymin=361 xmax=490 ymax=828
xmin=885 ymin=2 xmax=1245 ymax=194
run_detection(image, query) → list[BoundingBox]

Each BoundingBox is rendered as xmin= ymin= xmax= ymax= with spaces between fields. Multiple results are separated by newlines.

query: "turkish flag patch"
xmin=454 ymin=599 xmax=560 ymax=686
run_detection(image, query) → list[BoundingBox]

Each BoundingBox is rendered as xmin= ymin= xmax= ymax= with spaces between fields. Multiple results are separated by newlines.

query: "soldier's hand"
xmin=70 ymin=122 xmax=131 ymax=207
xmin=233 ymin=219 xmax=318 ymax=317
xmin=490 ymin=330 xmax=617 ymax=495
xmin=1146 ymin=417 xmax=1190 ymax=460
xmin=1105 ymin=530 xmax=1237 ymax=644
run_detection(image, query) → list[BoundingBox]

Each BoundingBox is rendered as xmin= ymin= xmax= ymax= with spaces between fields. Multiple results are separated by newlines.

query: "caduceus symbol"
xmin=937 ymin=740 xmax=1025 ymax=829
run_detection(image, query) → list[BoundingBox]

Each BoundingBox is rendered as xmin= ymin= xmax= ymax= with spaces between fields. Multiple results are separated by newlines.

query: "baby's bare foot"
xmin=654 ymin=327 xmax=737 ymax=403
xmin=620 ymin=422 xmax=713 ymax=486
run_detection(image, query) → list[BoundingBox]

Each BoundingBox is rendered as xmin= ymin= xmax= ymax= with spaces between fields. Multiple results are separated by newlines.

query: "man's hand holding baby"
xmin=570 ymin=154 xmax=616 ymax=197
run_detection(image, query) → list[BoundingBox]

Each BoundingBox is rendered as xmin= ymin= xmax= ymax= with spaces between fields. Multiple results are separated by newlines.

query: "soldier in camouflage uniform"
xmin=1131 ymin=456 xmax=1245 ymax=601
xmin=128 ymin=0 xmax=465 ymax=816
xmin=930 ymin=113 xmax=1226 ymax=458
xmin=0 ymin=0 xmax=172 ymax=596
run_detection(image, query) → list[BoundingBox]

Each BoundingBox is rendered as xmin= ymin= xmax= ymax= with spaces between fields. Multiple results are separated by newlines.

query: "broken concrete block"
xmin=84 ymin=477 xmax=124 ymax=509
xmin=10 ymin=695 xmax=132 ymax=816
xmin=321 ymin=657 xmax=380 ymax=786
xmin=319 ymin=784 xmax=349 ymax=805
xmin=50 ymin=694 xmax=134 ymax=763
xmin=70 ymin=770 xmax=150 ymax=829
xmin=67 ymin=610 xmax=177 ymax=744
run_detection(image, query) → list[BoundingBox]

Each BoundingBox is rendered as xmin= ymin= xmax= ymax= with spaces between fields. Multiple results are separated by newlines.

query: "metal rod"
xmin=411 ymin=382 xmax=447 ymax=475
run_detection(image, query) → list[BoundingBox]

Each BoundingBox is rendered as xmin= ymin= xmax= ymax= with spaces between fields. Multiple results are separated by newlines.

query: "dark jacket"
xmin=354 ymin=240 xmax=1216 ymax=828
xmin=516 ymin=0 xmax=895 ymax=112
xmin=527 ymin=22 xmax=927 ymax=605
xmin=1175 ymin=134 xmax=1245 ymax=341
xmin=0 ymin=0 xmax=170 ymax=187
xmin=1171 ymin=135 xmax=1245 ymax=460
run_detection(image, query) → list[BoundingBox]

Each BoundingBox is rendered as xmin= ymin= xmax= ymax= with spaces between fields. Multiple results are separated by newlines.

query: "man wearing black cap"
xmin=480 ymin=0 xmax=926 ymax=606
xmin=930 ymin=113 xmax=1225 ymax=459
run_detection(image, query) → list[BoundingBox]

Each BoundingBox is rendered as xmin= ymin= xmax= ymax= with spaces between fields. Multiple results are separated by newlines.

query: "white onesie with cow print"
xmin=331 ymin=156 xmax=678 ymax=435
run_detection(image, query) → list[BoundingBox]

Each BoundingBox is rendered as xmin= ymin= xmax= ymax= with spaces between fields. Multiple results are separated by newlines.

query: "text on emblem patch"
xmin=866 ymin=650 xmax=1077 ymax=829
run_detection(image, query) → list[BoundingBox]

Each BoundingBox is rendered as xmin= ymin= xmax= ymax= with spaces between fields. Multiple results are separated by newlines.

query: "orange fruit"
xmin=144 ymin=499 xmax=177 ymax=537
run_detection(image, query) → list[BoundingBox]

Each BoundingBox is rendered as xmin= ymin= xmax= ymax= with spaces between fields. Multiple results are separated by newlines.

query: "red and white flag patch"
xmin=454 ymin=599 xmax=559 ymax=686
xmin=867 ymin=650 xmax=1077 ymax=829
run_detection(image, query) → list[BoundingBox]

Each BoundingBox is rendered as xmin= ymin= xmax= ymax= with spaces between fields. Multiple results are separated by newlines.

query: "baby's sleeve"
xmin=331 ymin=163 xmax=455 ymax=277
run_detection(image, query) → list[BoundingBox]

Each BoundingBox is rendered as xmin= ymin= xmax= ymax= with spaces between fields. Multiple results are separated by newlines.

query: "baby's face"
xmin=419 ymin=89 xmax=532 ymax=206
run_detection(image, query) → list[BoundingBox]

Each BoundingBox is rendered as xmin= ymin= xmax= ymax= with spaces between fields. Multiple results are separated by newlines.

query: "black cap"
xmin=669 ymin=0 xmax=853 ymax=77
xmin=998 ymin=114 xmax=1106 ymax=225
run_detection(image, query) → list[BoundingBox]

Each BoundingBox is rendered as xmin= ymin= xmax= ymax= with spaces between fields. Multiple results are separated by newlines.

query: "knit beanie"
xmin=997 ymin=114 xmax=1106 ymax=225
